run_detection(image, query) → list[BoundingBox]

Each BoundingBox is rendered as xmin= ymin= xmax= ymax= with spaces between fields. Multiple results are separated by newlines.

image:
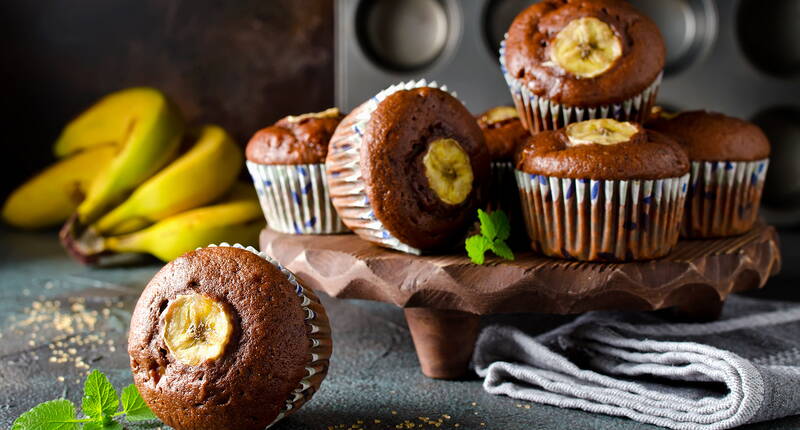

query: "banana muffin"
xmin=502 ymin=0 xmax=665 ymax=132
xmin=649 ymin=110 xmax=770 ymax=238
xmin=476 ymin=106 xmax=528 ymax=242
xmin=129 ymin=244 xmax=332 ymax=430
xmin=246 ymin=108 xmax=348 ymax=234
xmin=514 ymin=118 xmax=690 ymax=261
xmin=327 ymin=80 xmax=490 ymax=254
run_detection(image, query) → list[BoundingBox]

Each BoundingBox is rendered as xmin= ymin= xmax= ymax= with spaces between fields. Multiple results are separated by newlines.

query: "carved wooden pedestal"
xmin=261 ymin=223 xmax=781 ymax=379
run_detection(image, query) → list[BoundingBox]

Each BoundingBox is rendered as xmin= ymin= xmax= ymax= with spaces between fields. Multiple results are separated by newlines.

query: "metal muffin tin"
xmin=336 ymin=0 xmax=800 ymax=218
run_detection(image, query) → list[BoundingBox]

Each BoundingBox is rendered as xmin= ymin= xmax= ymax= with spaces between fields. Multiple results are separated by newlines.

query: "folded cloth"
xmin=472 ymin=296 xmax=800 ymax=430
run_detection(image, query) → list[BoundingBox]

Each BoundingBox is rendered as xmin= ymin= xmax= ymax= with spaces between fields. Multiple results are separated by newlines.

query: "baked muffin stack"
xmin=241 ymin=0 xmax=770 ymax=263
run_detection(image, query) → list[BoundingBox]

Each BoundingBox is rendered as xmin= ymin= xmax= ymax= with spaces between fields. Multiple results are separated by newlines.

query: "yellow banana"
xmin=103 ymin=184 xmax=264 ymax=262
xmin=62 ymin=87 xmax=185 ymax=223
xmin=423 ymin=138 xmax=474 ymax=205
xmin=93 ymin=124 xmax=243 ymax=235
xmin=2 ymin=144 xmax=117 ymax=229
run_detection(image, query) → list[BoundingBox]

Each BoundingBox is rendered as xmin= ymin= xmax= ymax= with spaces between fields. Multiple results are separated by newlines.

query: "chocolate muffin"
xmin=476 ymin=106 xmax=528 ymax=162
xmin=649 ymin=110 xmax=770 ymax=238
xmin=129 ymin=244 xmax=332 ymax=430
xmin=476 ymin=106 xmax=528 ymax=242
xmin=502 ymin=0 xmax=665 ymax=132
xmin=327 ymin=80 xmax=490 ymax=254
xmin=245 ymin=108 xmax=348 ymax=234
xmin=514 ymin=118 xmax=690 ymax=261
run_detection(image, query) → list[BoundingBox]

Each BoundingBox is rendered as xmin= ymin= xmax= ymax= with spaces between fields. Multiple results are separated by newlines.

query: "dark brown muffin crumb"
xmin=515 ymin=121 xmax=689 ymax=180
xmin=476 ymin=106 xmax=529 ymax=161
xmin=128 ymin=246 xmax=311 ymax=430
xmin=648 ymin=110 xmax=770 ymax=161
xmin=246 ymin=108 xmax=344 ymax=164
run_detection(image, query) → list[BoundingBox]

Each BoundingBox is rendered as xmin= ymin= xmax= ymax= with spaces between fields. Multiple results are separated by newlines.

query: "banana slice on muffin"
xmin=128 ymin=244 xmax=331 ymax=430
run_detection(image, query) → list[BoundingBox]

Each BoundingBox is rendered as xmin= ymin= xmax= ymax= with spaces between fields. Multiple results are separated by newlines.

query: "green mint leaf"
xmin=490 ymin=240 xmax=515 ymax=261
xmin=83 ymin=421 xmax=122 ymax=430
xmin=477 ymin=209 xmax=497 ymax=241
xmin=466 ymin=235 xmax=492 ymax=265
xmin=121 ymin=384 xmax=157 ymax=422
xmin=490 ymin=210 xmax=511 ymax=241
xmin=11 ymin=399 xmax=79 ymax=430
xmin=82 ymin=370 xmax=119 ymax=419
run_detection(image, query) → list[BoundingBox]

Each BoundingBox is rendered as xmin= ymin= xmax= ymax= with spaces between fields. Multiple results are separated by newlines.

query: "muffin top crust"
xmin=648 ymin=110 xmax=771 ymax=161
xmin=358 ymin=87 xmax=490 ymax=250
xmin=504 ymin=0 xmax=665 ymax=106
xmin=476 ymin=106 xmax=529 ymax=161
xmin=128 ymin=246 xmax=311 ymax=430
xmin=515 ymin=118 xmax=689 ymax=180
xmin=246 ymin=108 xmax=344 ymax=164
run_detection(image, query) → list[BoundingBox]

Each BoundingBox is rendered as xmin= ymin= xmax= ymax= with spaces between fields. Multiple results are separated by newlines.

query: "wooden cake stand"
xmin=261 ymin=223 xmax=781 ymax=379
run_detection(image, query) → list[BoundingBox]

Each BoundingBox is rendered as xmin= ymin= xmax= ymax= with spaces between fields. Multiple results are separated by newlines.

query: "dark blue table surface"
xmin=1 ymin=226 xmax=799 ymax=430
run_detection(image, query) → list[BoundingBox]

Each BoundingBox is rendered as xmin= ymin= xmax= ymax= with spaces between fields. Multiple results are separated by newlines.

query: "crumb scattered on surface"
xmin=326 ymin=413 xmax=467 ymax=429
xmin=4 ymin=295 xmax=125 ymax=375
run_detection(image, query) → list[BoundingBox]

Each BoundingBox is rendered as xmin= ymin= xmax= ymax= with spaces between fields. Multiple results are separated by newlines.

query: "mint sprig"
xmin=12 ymin=369 xmax=157 ymax=429
xmin=465 ymin=209 xmax=515 ymax=264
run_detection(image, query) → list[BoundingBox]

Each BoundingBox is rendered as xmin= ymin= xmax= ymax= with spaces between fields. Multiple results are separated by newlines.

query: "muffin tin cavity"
xmin=356 ymin=0 xmax=451 ymax=71
xmin=737 ymin=0 xmax=800 ymax=78
xmin=482 ymin=0 xmax=537 ymax=59
xmin=628 ymin=0 xmax=716 ymax=76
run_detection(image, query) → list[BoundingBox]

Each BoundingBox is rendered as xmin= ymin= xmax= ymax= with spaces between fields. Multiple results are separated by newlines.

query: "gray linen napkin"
xmin=472 ymin=296 xmax=800 ymax=430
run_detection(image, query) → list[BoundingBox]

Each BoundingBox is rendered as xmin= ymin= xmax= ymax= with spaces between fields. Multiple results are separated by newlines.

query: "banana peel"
xmin=2 ymin=144 xmax=117 ymax=229
xmin=61 ymin=183 xmax=264 ymax=264
xmin=64 ymin=87 xmax=185 ymax=224
xmin=93 ymin=124 xmax=243 ymax=235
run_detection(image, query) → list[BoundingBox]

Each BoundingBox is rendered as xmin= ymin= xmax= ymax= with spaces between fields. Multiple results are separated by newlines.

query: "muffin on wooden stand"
xmin=501 ymin=0 xmax=664 ymax=132
xmin=476 ymin=106 xmax=529 ymax=241
xmin=649 ymin=110 xmax=770 ymax=238
xmin=128 ymin=244 xmax=331 ymax=430
xmin=246 ymin=108 xmax=348 ymax=234
xmin=514 ymin=118 xmax=689 ymax=261
xmin=327 ymin=80 xmax=490 ymax=254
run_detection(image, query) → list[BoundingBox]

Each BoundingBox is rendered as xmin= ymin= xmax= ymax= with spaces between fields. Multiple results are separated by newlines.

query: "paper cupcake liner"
xmin=205 ymin=243 xmax=332 ymax=429
xmin=514 ymin=172 xmax=690 ymax=261
xmin=327 ymin=79 xmax=460 ymax=255
xmin=247 ymin=162 xmax=348 ymax=234
xmin=683 ymin=159 xmax=769 ymax=238
xmin=500 ymin=37 xmax=662 ymax=133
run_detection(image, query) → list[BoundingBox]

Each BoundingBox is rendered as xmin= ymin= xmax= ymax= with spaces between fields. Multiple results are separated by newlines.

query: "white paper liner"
xmin=500 ymin=37 xmax=662 ymax=133
xmin=683 ymin=159 xmax=769 ymax=238
xmin=203 ymin=243 xmax=332 ymax=429
xmin=247 ymin=162 xmax=348 ymax=234
xmin=514 ymin=172 xmax=690 ymax=261
xmin=326 ymin=79 xmax=460 ymax=255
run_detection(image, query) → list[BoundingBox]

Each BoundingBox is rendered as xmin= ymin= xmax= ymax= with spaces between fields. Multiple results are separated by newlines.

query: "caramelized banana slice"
xmin=423 ymin=138 xmax=474 ymax=205
xmin=162 ymin=294 xmax=233 ymax=366
xmin=550 ymin=17 xmax=622 ymax=78
xmin=566 ymin=119 xmax=639 ymax=146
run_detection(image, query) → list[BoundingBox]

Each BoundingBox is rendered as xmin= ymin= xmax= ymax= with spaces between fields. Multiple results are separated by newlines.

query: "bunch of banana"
xmin=3 ymin=87 xmax=264 ymax=263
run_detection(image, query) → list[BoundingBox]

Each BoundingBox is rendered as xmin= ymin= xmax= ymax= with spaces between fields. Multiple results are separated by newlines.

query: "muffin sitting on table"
xmin=246 ymin=108 xmax=348 ymax=235
xmin=649 ymin=110 xmax=770 ymax=238
xmin=514 ymin=118 xmax=690 ymax=261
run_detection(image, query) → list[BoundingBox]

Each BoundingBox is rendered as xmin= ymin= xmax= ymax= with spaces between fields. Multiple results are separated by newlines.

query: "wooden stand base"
xmin=404 ymin=308 xmax=480 ymax=379
xmin=261 ymin=223 xmax=781 ymax=378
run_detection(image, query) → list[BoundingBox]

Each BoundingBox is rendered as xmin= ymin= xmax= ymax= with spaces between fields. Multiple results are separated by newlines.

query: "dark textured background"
xmin=0 ymin=0 xmax=334 ymax=199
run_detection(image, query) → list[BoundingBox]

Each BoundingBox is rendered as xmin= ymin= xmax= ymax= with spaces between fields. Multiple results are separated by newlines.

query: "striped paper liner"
xmin=247 ymin=162 xmax=348 ymax=234
xmin=683 ymin=159 xmax=769 ymax=238
xmin=205 ymin=243 xmax=332 ymax=429
xmin=500 ymin=37 xmax=662 ymax=133
xmin=326 ymin=79 xmax=460 ymax=255
xmin=514 ymin=172 xmax=690 ymax=261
